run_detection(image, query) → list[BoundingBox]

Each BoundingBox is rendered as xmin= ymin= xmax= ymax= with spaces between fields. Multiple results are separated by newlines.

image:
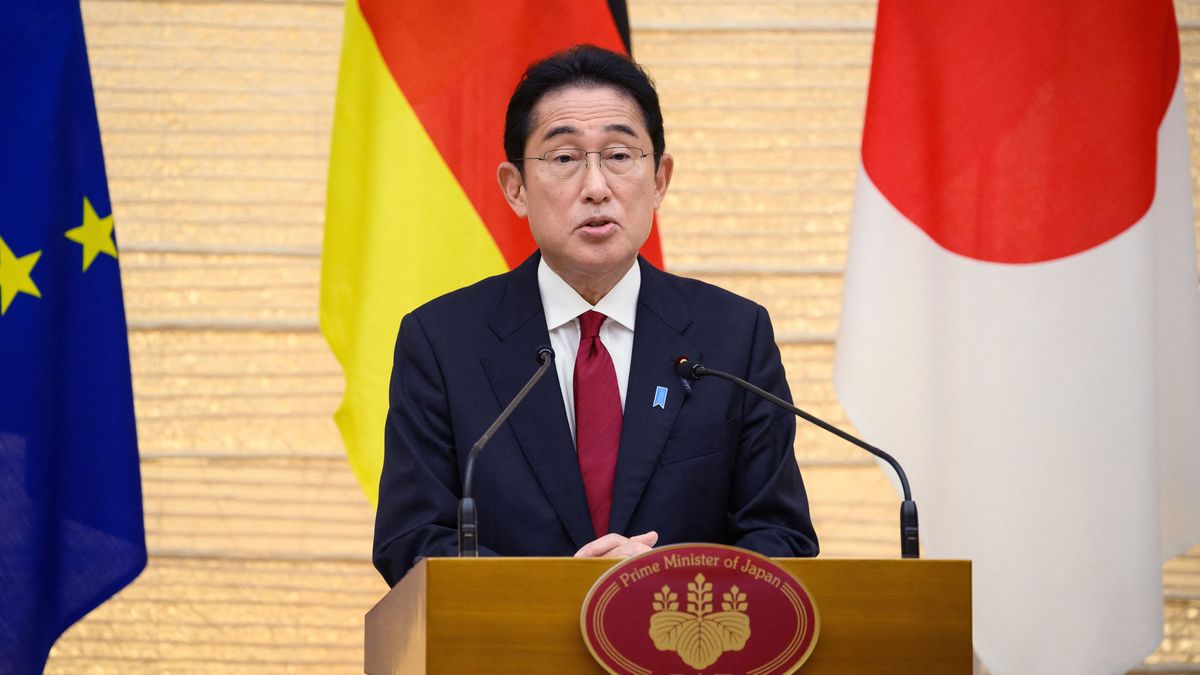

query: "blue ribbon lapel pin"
xmin=652 ymin=386 xmax=668 ymax=409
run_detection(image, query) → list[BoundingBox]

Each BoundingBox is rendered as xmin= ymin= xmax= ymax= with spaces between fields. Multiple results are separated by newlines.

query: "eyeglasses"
xmin=520 ymin=146 xmax=655 ymax=179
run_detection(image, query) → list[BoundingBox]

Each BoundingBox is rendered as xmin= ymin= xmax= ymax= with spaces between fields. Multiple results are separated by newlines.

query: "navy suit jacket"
xmin=373 ymin=253 xmax=818 ymax=586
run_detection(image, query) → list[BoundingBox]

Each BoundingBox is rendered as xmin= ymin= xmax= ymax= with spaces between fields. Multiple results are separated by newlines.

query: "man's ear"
xmin=497 ymin=162 xmax=528 ymax=217
xmin=652 ymin=153 xmax=674 ymax=210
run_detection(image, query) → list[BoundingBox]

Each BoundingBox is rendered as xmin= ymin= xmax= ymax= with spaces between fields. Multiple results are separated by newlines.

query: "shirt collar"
xmin=538 ymin=257 xmax=641 ymax=332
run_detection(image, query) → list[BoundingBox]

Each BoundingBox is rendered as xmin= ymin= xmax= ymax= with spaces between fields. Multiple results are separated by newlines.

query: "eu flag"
xmin=0 ymin=1 xmax=146 ymax=672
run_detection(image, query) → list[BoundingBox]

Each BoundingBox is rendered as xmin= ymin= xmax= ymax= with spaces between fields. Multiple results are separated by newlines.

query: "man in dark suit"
xmin=373 ymin=45 xmax=818 ymax=586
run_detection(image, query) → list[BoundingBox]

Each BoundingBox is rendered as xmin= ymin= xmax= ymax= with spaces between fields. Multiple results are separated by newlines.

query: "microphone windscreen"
xmin=674 ymin=356 xmax=699 ymax=380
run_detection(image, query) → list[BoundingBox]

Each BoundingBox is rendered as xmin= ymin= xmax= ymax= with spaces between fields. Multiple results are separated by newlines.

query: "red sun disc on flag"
xmin=862 ymin=0 xmax=1180 ymax=264
xmin=581 ymin=544 xmax=819 ymax=674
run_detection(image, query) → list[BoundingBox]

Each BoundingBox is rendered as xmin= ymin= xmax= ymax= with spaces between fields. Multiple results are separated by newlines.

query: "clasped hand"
xmin=573 ymin=531 xmax=658 ymax=558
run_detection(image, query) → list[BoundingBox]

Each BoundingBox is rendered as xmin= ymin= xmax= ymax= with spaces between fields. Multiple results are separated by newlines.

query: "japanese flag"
xmin=835 ymin=1 xmax=1200 ymax=672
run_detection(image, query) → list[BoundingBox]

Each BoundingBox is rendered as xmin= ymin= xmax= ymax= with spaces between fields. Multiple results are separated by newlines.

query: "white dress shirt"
xmin=537 ymin=257 xmax=640 ymax=443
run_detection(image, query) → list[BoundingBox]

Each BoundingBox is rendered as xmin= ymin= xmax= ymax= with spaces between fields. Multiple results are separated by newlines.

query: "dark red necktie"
xmin=574 ymin=310 xmax=622 ymax=538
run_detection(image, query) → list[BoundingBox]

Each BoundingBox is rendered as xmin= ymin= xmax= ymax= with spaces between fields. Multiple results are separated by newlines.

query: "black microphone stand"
xmin=458 ymin=347 xmax=555 ymax=557
xmin=677 ymin=358 xmax=920 ymax=559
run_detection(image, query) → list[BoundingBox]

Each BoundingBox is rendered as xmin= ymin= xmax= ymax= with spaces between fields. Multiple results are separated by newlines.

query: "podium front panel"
xmin=365 ymin=557 xmax=970 ymax=674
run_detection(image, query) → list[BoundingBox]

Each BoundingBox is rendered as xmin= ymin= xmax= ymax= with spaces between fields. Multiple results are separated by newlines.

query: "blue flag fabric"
xmin=0 ymin=1 xmax=146 ymax=672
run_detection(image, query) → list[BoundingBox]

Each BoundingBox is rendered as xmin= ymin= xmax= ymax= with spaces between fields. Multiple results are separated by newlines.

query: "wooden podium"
xmin=365 ymin=557 xmax=970 ymax=673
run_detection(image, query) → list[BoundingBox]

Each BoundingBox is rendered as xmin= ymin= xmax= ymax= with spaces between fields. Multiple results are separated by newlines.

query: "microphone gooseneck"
xmin=458 ymin=346 xmax=555 ymax=557
xmin=675 ymin=357 xmax=920 ymax=559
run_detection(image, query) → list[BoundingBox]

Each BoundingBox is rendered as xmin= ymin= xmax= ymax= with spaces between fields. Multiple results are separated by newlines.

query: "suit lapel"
xmin=480 ymin=254 xmax=594 ymax=550
xmin=608 ymin=259 xmax=698 ymax=535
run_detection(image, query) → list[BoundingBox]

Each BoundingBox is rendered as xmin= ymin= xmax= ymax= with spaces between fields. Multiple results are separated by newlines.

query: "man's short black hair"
xmin=503 ymin=44 xmax=665 ymax=172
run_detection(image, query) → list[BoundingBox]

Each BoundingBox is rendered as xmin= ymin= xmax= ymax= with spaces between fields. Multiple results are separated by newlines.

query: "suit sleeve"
xmin=373 ymin=312 xmax=496 ymax=586
xmin=727 ymin=304 xmax=820 ymax=557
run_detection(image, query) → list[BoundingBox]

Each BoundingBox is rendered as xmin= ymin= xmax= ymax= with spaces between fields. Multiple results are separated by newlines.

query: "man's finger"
xmin=630 ymin=531 xmax=658 ymax=547
xmin=607 ymin=542 xmax=654 ymax=558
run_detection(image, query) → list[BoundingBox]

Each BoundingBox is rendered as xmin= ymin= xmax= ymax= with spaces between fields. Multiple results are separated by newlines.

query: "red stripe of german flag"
xmin=360 ymin=0 xmax=662 ymax=267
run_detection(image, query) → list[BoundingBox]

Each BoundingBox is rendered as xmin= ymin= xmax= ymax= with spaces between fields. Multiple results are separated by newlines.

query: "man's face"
xmin=498 ymin=85 xmax=672 ymax=287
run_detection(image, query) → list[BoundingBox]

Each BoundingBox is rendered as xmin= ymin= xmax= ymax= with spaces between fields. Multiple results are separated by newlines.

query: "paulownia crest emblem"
xmin=648 ymin=573 xmax=751 ymax=669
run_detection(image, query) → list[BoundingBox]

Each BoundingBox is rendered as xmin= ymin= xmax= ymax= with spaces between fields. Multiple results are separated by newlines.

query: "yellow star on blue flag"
xmin=0 ymin=233 xmax=42 ymax=314
xmin=64 ymin=196 xmax=118 ymax=271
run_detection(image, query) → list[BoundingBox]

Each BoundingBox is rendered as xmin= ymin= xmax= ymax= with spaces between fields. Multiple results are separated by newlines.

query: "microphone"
xmin=458 ymin=346 xmax=555 ymax=557
xmin=675 ymin=357 xmax=920 ymax=559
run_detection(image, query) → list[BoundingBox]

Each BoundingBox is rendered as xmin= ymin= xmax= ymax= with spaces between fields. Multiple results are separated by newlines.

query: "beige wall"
xmin=44 ymin=0 xmax=1200 ymax=671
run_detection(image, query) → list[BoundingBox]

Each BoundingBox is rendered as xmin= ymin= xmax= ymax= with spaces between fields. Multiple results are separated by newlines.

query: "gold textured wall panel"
xmin=40 ymin=0 xmax=1200 ymax=670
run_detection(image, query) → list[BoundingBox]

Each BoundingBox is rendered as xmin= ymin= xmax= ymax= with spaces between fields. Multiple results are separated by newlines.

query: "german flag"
xmin=320 ymin=1 xmax=661 ymax=503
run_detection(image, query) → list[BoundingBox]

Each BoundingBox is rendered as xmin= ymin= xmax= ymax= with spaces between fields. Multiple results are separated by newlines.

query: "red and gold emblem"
xmin=581 ymin=544 xmax=820 ymax=674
